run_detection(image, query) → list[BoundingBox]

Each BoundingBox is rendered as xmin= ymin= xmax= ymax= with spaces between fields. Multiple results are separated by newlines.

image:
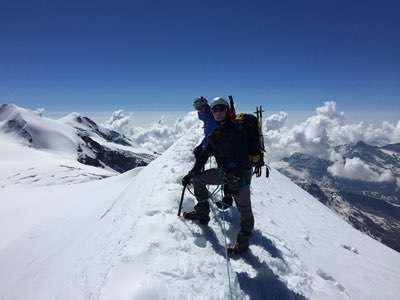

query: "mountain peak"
xmin=60 ymin=113 xmax=98 ymax=129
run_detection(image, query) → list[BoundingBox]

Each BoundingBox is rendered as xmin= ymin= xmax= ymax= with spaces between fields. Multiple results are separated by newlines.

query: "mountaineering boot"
xmin=183 ymin=199 xmax=210 ymax=225
xmin=228 ymin=216 xmax=254 ymax=255
xmin=227 ymin=241 xmax=249 ymax=256
xmin=215 ymin=195 xmax=233 ymax=211
xmin=182 ymin=210 xmax=210 ymax=225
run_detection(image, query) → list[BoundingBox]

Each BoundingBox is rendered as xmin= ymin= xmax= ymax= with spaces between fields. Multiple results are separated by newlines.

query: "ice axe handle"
xmin=177 ymin=184 xmax=187 ymax=217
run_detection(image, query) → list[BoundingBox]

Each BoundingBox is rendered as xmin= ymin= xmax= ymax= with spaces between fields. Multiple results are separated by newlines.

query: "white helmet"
xmin=210 ymin=97 xmax=229 ymax=110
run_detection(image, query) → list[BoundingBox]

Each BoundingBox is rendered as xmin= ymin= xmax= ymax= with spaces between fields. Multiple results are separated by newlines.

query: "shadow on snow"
xmin=198 ymin=209 xmax=307 ymax=300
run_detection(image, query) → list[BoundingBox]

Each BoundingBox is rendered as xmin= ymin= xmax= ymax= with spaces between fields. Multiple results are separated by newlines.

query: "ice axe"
xmin=177 ymin=184 xmax=187 ymax=217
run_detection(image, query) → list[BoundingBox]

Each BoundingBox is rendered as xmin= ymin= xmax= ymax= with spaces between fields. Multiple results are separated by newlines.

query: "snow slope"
xmin=1 ymin=130 xmax=400 ymax=299
xmin=0 ymin=133 xmax=114 ymax=188
xmin=0 ymin=104 xmax=154 ymax=176
xmin=0 ymin=104 xmax=79 ymax=158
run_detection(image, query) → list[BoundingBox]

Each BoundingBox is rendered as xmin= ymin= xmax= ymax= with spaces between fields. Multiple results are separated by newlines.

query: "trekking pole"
xmin=253 ymin=106 xmax=266 ymax=178
xmin=259 ymin=106 xmax=270 ymax=178
xmin=177 ymin=184 xmax=187 ymax=217
xmin=255 ymin=105 xmax=270 ymax=178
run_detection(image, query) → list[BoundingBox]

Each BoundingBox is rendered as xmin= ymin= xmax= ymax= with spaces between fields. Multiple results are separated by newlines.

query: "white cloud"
xmin=264 ymin=101 xmax=400 ymax=161
xmin=104 ymin=110 xmax=132 ymax=133
xmin=327 ymin=156 xmax=380 ymax=182
xmin=34 ymin=108 xmax=46 ymax=117
xmin=102 ymin=102 xmax=399 ymax=183
xmin=316 ymin=101 xmax=344 ymax=121
xmin=129 ymin=112 xmax=200 ymax=153
xmin=327 ymin=151 xmax=396 ymax=183
xmin=378 ymin=169 xmax=396 ymax=183
xmin=103 ymin=111 xmax=200 ymax=154
xmin=265 ymin=111 xmax=287 ymax=131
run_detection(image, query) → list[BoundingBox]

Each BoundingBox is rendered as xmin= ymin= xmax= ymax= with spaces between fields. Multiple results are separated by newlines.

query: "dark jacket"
xmin=191 ymin=119 xmax=251 ymax=176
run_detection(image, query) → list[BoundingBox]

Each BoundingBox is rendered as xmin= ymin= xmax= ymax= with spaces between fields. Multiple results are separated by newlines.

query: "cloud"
xmin=265 ymin=111 xmax=287 ymax=131
xmin=129 ymin=112 xmax=200 ymax=153
xmin=327 ymin=153 xmax=380 ymax=182
xmin=264 ymin=101 xmax=400 ymax=161
xmin=316 ymin=101 xmax=344 ymax=120
xmin=34 ymin=108 xmax=45 ymax=117
xmin=103 ymin=111 xmax=201 ymax=154
xmin=102 ymin=102 xmax=399 ymax=183
xmin=104 ymin=110 xmax=132 ymax=133
xmin=377 ymin=169 xmax=396 ymax=183
xmin=327 ymin=152 xmax=397 ymax=183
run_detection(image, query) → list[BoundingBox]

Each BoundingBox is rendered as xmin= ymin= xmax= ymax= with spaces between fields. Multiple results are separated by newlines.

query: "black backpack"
xmin=234 ymin=113 xmax=264 ymax=160
xmin=229 ymin=96 xmax=269 ymax=177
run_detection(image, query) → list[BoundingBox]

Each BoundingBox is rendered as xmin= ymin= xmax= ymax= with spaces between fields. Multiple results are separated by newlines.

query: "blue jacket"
xmin=197 ymin=105 xmax=218 ymax=148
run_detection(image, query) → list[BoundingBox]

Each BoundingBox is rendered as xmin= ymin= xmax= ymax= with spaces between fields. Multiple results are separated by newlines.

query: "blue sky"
xmin=0 ymin=0 xmax=399 ymax=112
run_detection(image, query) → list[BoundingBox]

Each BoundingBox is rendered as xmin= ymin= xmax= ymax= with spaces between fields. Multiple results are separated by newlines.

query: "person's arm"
xmin=191 ymin=144 xmax=212 ymax=174
xmin=182 ymin=137 xmax=213 ymax=185
xmin=200 ymin=121 xmax=210 ymax=148
xmin=200 ymin=136 xmax=207 ymax=148
xmin=202 ymin=117 xmax=218 ymax=148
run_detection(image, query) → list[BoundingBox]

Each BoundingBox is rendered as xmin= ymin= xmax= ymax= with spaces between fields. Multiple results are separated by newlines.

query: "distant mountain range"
xmin=275 ymin=141 xmax=400 ymax=252
xmin=0 ymin=104 xmax=155 ymax=174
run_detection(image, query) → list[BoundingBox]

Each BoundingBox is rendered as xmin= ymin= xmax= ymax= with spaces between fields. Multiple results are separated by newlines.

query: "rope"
xmin=212 ymin=187 xmax=234 ymax=300
xmin=186 ymin=184 xmax=220 ymax=199
xmin=186 ymin=184 xmax=234 ymax=300
xmin=184 ymin=158 xmax=235 ymax=299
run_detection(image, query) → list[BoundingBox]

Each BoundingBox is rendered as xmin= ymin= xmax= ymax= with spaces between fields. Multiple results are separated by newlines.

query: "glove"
xmin=182 ymin=171 xmax=194 ymax=186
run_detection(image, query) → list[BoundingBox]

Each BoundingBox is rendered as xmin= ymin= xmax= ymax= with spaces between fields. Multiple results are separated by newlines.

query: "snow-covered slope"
xmin=0 ymin=130 xmax=399 ymax=300
xmin=0 ymin=104 xmax=155 ymax=175
xmin=0 ymin=133 xmax=114 ymax=188
xmin=0 ymin=104 xmax=79 ymax=157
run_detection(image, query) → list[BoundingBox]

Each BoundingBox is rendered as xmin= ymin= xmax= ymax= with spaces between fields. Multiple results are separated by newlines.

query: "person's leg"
xmin=233 ymin=169 xmax=254 ymax=250
xmin=218 ymin=186 xmax=234 ymax=209
xmin=184 ymin=168 xmax=224 ymax=223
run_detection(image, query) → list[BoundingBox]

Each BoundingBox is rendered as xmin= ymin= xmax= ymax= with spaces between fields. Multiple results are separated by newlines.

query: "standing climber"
xmin=192 ymin=96 xmax=234 ymax=206
xmin=182 ymin=97 xmax=255 ymax=255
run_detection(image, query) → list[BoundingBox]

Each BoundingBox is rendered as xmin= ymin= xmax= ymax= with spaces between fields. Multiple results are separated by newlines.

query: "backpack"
xmin=234 ymin=113 xmax=264 ymax=161
xmin=228 ymin=96 xmax=269 ymax=177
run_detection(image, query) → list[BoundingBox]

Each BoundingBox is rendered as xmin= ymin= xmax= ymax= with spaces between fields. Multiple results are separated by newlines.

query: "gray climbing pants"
xmin=191 ymin=168 xmax=255 ymax=245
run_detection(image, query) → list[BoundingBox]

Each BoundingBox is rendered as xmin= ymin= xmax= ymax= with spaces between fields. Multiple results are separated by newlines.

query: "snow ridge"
xmin=1 ymin=125 xmax=400 ymax=299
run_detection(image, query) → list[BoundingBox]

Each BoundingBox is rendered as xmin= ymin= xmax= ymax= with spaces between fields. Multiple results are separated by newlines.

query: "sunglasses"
xmin=211 ymin=105 xmax=227 ymax=113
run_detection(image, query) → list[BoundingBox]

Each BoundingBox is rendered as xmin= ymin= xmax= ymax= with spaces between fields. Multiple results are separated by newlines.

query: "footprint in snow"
xmin=317 ymin=268 xmax=346 ymax=292
xmin=121 ymin=255 xmax=134 ymax=263
xmin=301 ymin=234 xmax=312 ymax=245
xmin=341 ymin=244 xmax=359 ymax=254
xmin=193 ymin=234 xmax=207 ymax=248
xmin=145 ymin=210 xmax=160 ymax=217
